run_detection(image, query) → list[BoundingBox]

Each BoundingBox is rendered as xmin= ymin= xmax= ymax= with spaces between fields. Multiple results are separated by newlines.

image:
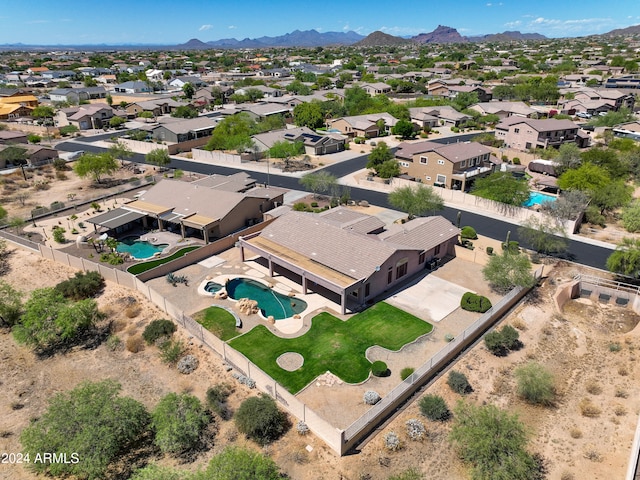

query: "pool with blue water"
xmin=116 ymin=237 xmax=168 ymax=260
xmin=225 ymin=278 xmax=307 ymax=320
xmin=523 ymin=191 xmax=557 ymax=208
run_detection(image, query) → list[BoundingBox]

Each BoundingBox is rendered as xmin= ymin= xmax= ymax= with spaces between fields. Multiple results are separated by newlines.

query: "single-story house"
xmin=238 ymin=209 xmax=460 ymax=314
xmin=0 ymin=130 xmax=28 ymax=144
xmin=148 ymin=116 xmax=219 ymax=143
xmin=55 ymin=103 xmax=115 ymax=130
xmin=252 ymin=126 xmax=346 ymax=155
xmin=328 ymin=112 xmax=399 ymax=138
xmin=49 ymin=87 xmax=107 ymax=104
xmin=468 ymin=101 xmax=537 ymax=119
xmin=113 ymin=81 xmax=152 ymax=94
xmin=0 ymin=143 xmax=58 ymax=168
xmin=124 ymin=98 xmax=186 ymax=117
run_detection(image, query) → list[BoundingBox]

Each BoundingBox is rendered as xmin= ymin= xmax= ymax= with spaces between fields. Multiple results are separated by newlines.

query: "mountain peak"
xmin=412 ymin=25 xmax=467 ymax=44
xmin=355 ymin=31 xmax=411 ymax=46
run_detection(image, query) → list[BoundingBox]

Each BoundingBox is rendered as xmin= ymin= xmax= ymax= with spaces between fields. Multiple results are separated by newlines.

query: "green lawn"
xmin=126 ymin=246 xmax=200 ymax=275
xmin=193 ymin=306 xmax=240 ymax=341
xmin=228 ymin=302 xmax=432 ymax=393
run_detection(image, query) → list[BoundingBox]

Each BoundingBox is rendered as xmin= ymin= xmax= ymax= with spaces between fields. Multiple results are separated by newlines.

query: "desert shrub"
xmin=512 ymin=157 xmax=521 ymax=165
xmin=585 ymin=379 xmax=602 ymax=395
xmin=126 ymin=335 xmax=144 ymax=353
xmin=292 ymin=202 xmax=310 ymax=211
xmin=615 ymin=388 xmax=628 ymax=398
xmin=460 ymin=292 xmax=492 ymax=313
xmin=235 ymin=395 xmax=288 ymax=445
xmin=614 ymin=404 xmax=627 ymax=416
xmin=177 ymin=355 xmax=199 ymax=374
xmin=400 ymin=367 xmax=414 ymax=380
xmin=447 ymin=371 xmax=472 ymax=395
xmin=579 ymin=398 xmax=601 ymax=417
xmin=204 ymin=446 xmax=282 ymax=479
xmin=485 ymin=325 xmax=521 ymax=356
xmin=388 ymin=468 xmax=423 ymax=480
xmin=152 ymin=392 xmax=210 ymax=455
xmin=125 ymin=304 xmax=140 ymax=318
xmin=384 ymin=431 xmax=401 ymax=451
xmin=310 ymin=201 xmax=319 ymax=207
xmin=569 ymin=427 xmax=582 ymax=439
xmin=371 ymin=360 xmax=389 ymax=377
xmin=206 ymin=383 xmax=233 ymax=419
xmin=364 ymin=390 xmax=381 ymax=405
xmin=99 ymin=252 xmax=123 ymax=265
xmin=106 ymin=335 xmax=122 ymax=352
xmin=609 ymin=342 xmax=622 ymax=352
xmin=405 ymin=418 xmax=426 ymax=441
xmin=501 ymin=240 xmax=520 ymax=254
xmin=52 ymin=226 xmax=66 ymax=243
xmin=514 ymin=362 xmax=556 ymax=406
xmin=142 ymin=319 xmax=177 ymax=344
xmin=486 ymin=246 xmax=494 ymax=255
xmin=55 ymin=271 xmax=105 ymax=300
xmin=460 ymin=226 xmax=477 ymax=239
xmin=231 ymin=372 xmax=256 ymax=389
xmin=296 ymin=421 xmax=310 ymax=435
xmin=160 ymin=339 xmax=185 ymax=365
xmin=444 ymin=333 xmax=455 ymax=342
xmin=419 ymin=394 xmax=450 ymax=421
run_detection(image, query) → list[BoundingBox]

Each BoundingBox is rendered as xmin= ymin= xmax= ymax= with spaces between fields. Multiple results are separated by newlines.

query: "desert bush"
xmin=585 ymin=379 xmax=602 ymax=395
xmin=447 ymin=371 xmax=472 ymax=395
xmin=400 ymin=367 xmax=414 ymax=380
xmin=142 ymin=319 xmax=177 ymax=345
xmin=460 ymin=292 xmax=492 ymax=313
xmin=486 ymin=246 xmax=494 ymax=255
xmin=152 ymin=392 xmax=210 ymax=455
xmin=296 ymin=421 xmax=310 ymax=436
xmin=383 ymin=431 xmax=401 ymax=451
xmin=160 ymin=339 xmax=184 ymax=365
xmin=55 ymin=271 xmax=105 ymax=300
xmin=569 ymin=427 xmax=582 ymax=439
xmin=460 ymin=226 xmax=477 ymax=239
xmin=177 ymin=355 xmax=199 ymax=374
xmin=206 ymin=383 xmax=233 ymax=419
xmin=364 ymin=390 xmax=381 ymax=405
xmin=371 ymin=360 xmax=389 ymax=377
xmin=579 ymin=398 xmax=601 ymax=417
xmin=106 ymin=335 xmax=122 ymax=352
xmin=419 ymin=394 xmax=450 ymax=421
xmin=512 ymin=318 xmax=527 ymax=331
xmin=125 ymin=304 xmax=140 ymax=318
xmin=615 ymin=388 xmax=628 ymax=398
xmin=485 ymin=325 xmax=521 ymax=356
xmin=235 ymin=395 xmax=288 ymax=446
xmin=231 ymin=372 xmax=256 ymax=389
xmin=444 ymin=333 xmax=455 ymax=342
xmin=52 ymin=226 xmax=66 ymax=243
xmin=618 ymin=365 xmax=629 ymax=376
xmin=405 ymin=418 xmax=426 ymax=441
xmin=609 ymin=342 xmax=622 ymax=352
xmin=515 ymin=362 xmax=556 ymax=406
xmin=614 ymin=404 xmax=627 ymax=416
xmin=561 ymin=472 xmax=575 ymax=480
xmin=126 ymin=335 xmax=144 ymax=353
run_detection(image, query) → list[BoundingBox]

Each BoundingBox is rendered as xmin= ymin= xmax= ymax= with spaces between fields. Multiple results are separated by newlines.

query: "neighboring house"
xmin=238 ymin=209 xmax=460 ymax=314
xmin=0 ymin=130 xmax=28 ymax=144
xmin=360 ymin=82 xmax=392 ymax=96
xmin=408 ymin=106 xmax=471 ymax=127
xmin=88 ymin=176 xmax=285 ymax=242
xmin=605 ymin=75 xmax=640 ymax=90
xmin=447 ymin=85 xmax=492 ymax=102
xmin=55 ymin=103 xmax=115 ymax=130
xmin=49 ymin=87 xmax=107 ymax=104
xmin=0 ymin=94 xmax=38 ymax=108
xmin=468 ymin=101 xmax=537 ymax=119
xmin=113 ymin=81 xmax=152 ymax=94
xmin=148 ymin=116 xmax=219 ymax=143
xmin=0 ymin=102 xmax=33 ymax=119
xmin=238 ymin=102 xmax=293 ymax=121
xmin=168 ymin=76 xmax=207 ymax=89
xmin=495 ymin=117 xmax=581 ymax=151
xmin=395 ymin=140 xmax=496 ymax=190
xmin=329 ymin=112 xmax=398 ymax=138
xmin=0 ymin=143 xmax=58 ymax=168
xmin=235 ymin=85 xmax=283 ymax=98
xmin=559 ymin=98 xmax=613 ymax=116
xmin=573 ymin=88 xmax=635 ymax=111
xmin=252 ymin=126 xmax=346 ymax=155
xmin=125 ymin=98 xmax=186 ymax=117
xmin=613 ymin=121 xmax=640 ymax=141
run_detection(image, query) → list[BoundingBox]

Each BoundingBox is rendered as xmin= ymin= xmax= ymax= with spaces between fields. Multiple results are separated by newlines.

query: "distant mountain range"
xmin=1 ymin=24 xmax=639 ymax=50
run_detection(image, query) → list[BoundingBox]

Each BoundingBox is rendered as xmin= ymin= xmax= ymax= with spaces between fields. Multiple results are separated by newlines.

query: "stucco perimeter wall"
xmin=191 ymin=148 xmax=243 ymax=165
xmin=554 ymin=280 xmax=580 ymax=312
xmin=117 ymin=138 xmax=169 ymax=155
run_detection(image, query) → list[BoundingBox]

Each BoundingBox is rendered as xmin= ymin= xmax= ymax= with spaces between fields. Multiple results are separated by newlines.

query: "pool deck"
xmin=139 ymin=231 xmax=203 ymax=255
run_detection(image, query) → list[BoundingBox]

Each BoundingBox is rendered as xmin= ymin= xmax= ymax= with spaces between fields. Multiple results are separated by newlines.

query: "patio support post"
xmin=240 ymin=245 xmax=245 ymax=262
xmin=180 ymin=222 xmax=186 ymax=239
xmin=302 ymin=274 xmax=308 ymax=294
xmin=157 ymin=217 xmax=164 ymax=231
xmin=203 ymin=228 xmax=209 ymax=244
xmin=340 ymin=291 xmax=346 ymax=315
xmin=268 ymin=256 xmax=274 ymax=277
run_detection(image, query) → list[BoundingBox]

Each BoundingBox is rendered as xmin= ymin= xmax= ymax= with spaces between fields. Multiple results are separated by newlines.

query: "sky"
xmin=0 ymin=0 xmax=638 ymax=45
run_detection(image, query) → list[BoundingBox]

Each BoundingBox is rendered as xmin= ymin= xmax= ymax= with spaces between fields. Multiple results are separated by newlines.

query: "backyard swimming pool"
xmin=225 ymin=278 xmax=308 ymax=320
xmin=523 ymin=191 xmax=557 ymax=208
xmin=203 ymin=281 xmax=223 ymax=294
xmin=116 ymin=237 xmax=168 ymax=260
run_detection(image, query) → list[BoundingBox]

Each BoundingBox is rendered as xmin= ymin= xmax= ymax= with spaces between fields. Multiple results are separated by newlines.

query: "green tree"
xmin=367 ymin=141 xmax=394 ymax=174
xmin=557 ymin=162 xmax=610 ymax=193
xmin=138 ymin=110 xmax=154 ymax=122
xmin=182 ymin=82 xmax=195 ymax=99
xmin=581 ymin=147 xmax=627 ymax=179
xmin=299 ymin=171 xmax=337 ymax=198
xmin=108 ymin=140 xmax=133 ymax=166
xmin=152 ymin=392 xmax=210 ymax=455
xmin=108 ymin=116 xmax=127 ymax=128
xmin=590 ymin=179 xmax=632 ymax=216
xmin=199 ymin=446 xmax=282 ymax=480
xmin=235 ymin=395 xmax=288 ymax=445
xmin=0 ymin=280 xmax=23 ymax=327
xmin=293 ymin=100 xmax=324 ymax=129
xmin=31 ymin=105 xmax=55 ymax=124
xmin=606 ymin=238 xmax=640 ymax=278
xmin=0 ymin=145 xmax=28 ymax=166
xmin=554 ymin=143 xmax=582 ymax=175
xmin=517 ymin=215 xmax=569 ymax=255
xmin=388 ymin=184 xmax=444 ymax=218
xmin=12 ymin=288 xmax=102 ymax=351
xmin=129 ymin=464 xmax=186 ymax=480
xmin=587 ymin=107 xmax=634 ymax=127
xmin=171 ymin=105 xmax=198 ymax=118
xmin=392 ymin=119 xmax=416 ymax=139
xmin=205 ymin=113 xmax=255 ymax=153
xmin=482 ymin=252 xmax=537 ymax=293
xmin=449 ymin=401 xmax=541 ymax=480
xmin=515 ymin=362 xmax=556 ymax=406
xmin=74 ymin=152 xmax=119 ymax=184
xmin=268 ymin=140 xmax=304 ymax=168
xmin=27 ymin=134 xmax=41 ymax=144
xmin=419 ymin=394 xmax=450 ymax=421
xmin=146 ymin=148 xmax=171 ymax=169
xmin=471 ymin=172 xmax=530 ymax=206
xmin=377 ymin=159 xmax=401 ymax=179
xmin=59 ymin=124 xmax=79 ymax=136
xmin=622 ymin=201 xmax=640 ymax=233
xmin=345 ymin=85 xmax=373 ymax=115
xmin=20 ymin=380 xmax=150 ymax=480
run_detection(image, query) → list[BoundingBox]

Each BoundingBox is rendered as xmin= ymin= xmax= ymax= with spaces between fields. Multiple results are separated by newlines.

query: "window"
xmin=387 ymin=267 xmax=393 ymax=284
xmin=436 ymin=174 xmax=446 ymax=184
xmin=365 ymin=283 xmax=370 ymax=297
xmin=434 ymin=244 xmax=441 ymax=255
xmin=420 ymin=156 xmax=428 ymax=164
xmin=419 ymin=252 xmax=426 ymax=264
xmin=396 ymin=262 xmax=408 ymax=279
xmin=514 ymin=128 xmax=520 ymax=133
xmin=399 ymin=161 xmax=410 ymax=167
xmin=437 ymin=159 xmax=445 ymax=165
xmin=425 ymin=176 xmax=432 ymax=181
xmin=460 ymin=160 xmax=466 ymax=168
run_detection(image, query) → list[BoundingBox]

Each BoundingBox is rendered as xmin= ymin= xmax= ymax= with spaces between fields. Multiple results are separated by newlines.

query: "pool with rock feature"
xmin=225 ymin=277 xmax=308 ymax=320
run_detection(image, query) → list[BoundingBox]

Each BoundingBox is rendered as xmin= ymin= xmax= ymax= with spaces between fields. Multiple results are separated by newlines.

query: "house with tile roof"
xmin=238 ymin=209 xmax=459 ymax=313
xmin=55 ymin=103 xmax=115 ymax=130
xmin=252 ymin=126 xmax=346 ymax=155
xmin=328 ymin=112 xmax=399 ymax=138
xmin=495 ymin=117 xmax=581 ymax=151
xmin=395 ymin=140 xmax=497 ymax=190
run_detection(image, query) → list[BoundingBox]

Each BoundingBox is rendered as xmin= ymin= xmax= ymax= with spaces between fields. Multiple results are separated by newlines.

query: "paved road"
xmin=56 ymin=140 xmax=613 ymax=271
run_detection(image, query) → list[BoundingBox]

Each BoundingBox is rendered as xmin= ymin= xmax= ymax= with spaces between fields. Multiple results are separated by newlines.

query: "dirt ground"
xmin=1 ymin=241 xmax=639 ymax=480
